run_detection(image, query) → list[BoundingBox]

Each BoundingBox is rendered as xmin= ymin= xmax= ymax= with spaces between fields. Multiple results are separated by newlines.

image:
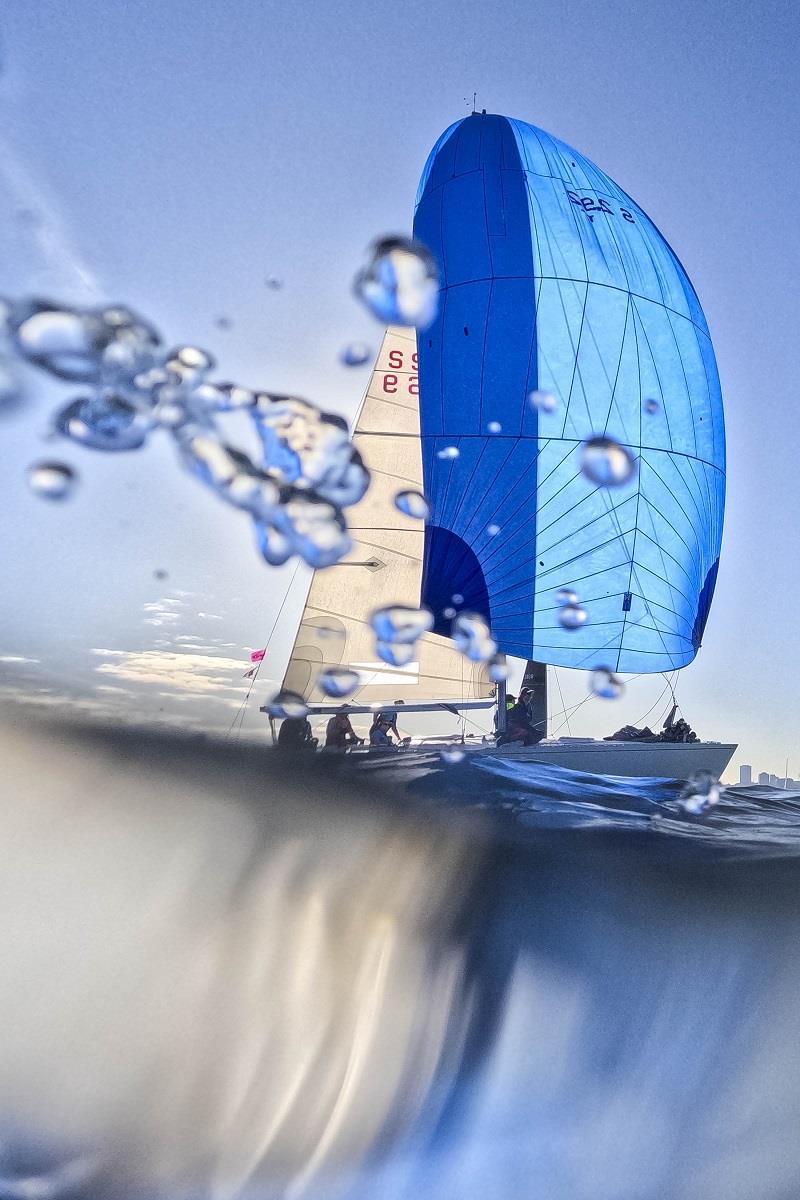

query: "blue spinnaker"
xmin=413 ymin=113 xmax=725 ymax=673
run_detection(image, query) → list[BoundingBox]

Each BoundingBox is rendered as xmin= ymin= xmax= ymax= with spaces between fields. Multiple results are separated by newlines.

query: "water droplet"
xmin=215 ymin=316 xmax=233 ymax=330
xmin=376 ymin=639 xmax=417 ymax=667
xmin=255 ymin=395 xmax=370 ymax=507
xmin=353 ymin=236 xmax=439 ymax=329
xmin=370 ymin=604 xmax=434 ymax=644
xmin=678 ymin=771 xmax=721 ymax=815
xmin=55 ymin=394 xmax=151 ymax=451
xmin=590 ymin=667 xmax=624 ymax=700
xmin=643 ymin=397 xmax=660 ymax=415
xmin=394 ymin=490 xmax=430 ymax=519
xmin=452 ymin=612 xmax=497 ymax=663
xmin=555 ymin=587 xmax=578 ymax=606
xmin=215 ymin=382 xmax=257 ymax=411
xmin=437 ymin=445 xmax=459 ymax=460
xmin=340 ymin=342 xmax=372 ymax=367
xmin=487 ymin=420 xmax=502 ymax=433
xmin=267 ymin=689 xmax=309 ymax=719
xmin=13 ymin=305 xmax=104 ymax=381
xmin=153 ymin=568 xmax=168 ymax=580
xmin=580 ymin=437 xmax=637 ymax=487
xmin=27 ymin=460 xmax=76 ymax=500
xmin=441 ymin=747 xmax=465 ymax=764
xmin=255 ymin=522 xmax=293 ymax=565
xmin=528 ymin=389 xmax=557 ymax=413
xmin=559 ymin=602 xmax=588 ymax=630
xmin=265 ymin=275 xmax=283 ymax=290
xmin=486 ymin=523 xmax=501 ymax=537
xmin=315 ymin=624 xmax=345 ymax=640
xmin=442 ymin=606 xmax=456 ymax=619
xmin=452 ymin=593 xmax=464 ymax=605
xmin=489 ymin=653 xmax=509 ymax=682
xmin=165 ymin=345 xmax=215 ymax=382
xmin=317 ymin=666 xmax=360 ymax=698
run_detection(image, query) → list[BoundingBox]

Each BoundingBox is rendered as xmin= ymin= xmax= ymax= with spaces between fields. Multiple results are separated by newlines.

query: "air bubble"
xmin=580 ymin=436 xmax=637 ymax=487
xmin=487 ymin=420 xmax=502 ymax=433
xmin=528 ymin=389 xmax=557 ymax=413
xmin=317 ymin=666 xmax=360 ymax=698
xmin=452 ymin=612 xmax=497 ymax=663
xmin=370 ymin=605 xmax=434 ymax=644
xmin=555 ymin=587 xmax=578 ymax=606
xmin=26 ymin=460 xmax=77 ymax=500
xmin=353 ymin=236 xmax=439 ymax=329
xmin=559 ymin=602 xmax=588 ymax=630
xmin=394 ymin=490 xmax=430 ymax=519
xmin=376 ymin=640 xmax=417 ymax=667
xmin=590 ymin=667 xmax=624 ymax=700
xmin=267 ymin=690 xmax=309 ymax=719
xmin=340 ymin=342 xmax=372 ymax=367
xmin=265 ymin=276 xmax=283 ymax=290
xmin=437 ymin=445 xmax=459 ymax=460
xmin=643 ymin=397 xmax=660 ymax=415
xmin=486 ymin=523 xmax=501 ymax=537
xmin=55 ymin=394 xmax=151 ymax=452
xmin=452 ymin=593 xmax=464 ymax=605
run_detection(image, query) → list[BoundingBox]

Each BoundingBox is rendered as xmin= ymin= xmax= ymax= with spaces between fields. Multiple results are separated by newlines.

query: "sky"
xmin=0 ymin=0 xmax=798 ymax=777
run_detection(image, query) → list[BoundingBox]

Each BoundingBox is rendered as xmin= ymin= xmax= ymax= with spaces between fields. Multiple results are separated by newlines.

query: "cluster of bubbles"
xmin=678 ymin=771 xmax=720 ymax=815
xmin=8 ymin=297 xmax=369 ymax=568
xmin=555 ymin=586 xmax=588 ymax=631
xmin=353 ymin=237 xmax=439 ymax=330
xmin=452 ymin=612 xmax=497 ymax=663
xmin=369 ymin=604 xmax=434 ymax=667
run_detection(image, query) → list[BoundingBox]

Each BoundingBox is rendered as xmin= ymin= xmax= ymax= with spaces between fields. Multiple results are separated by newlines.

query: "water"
xmin=3 ymin=715 xmax=800 ymax=1200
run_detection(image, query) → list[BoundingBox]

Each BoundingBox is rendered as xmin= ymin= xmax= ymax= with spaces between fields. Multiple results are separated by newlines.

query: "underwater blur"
xmin=2 ymin=713 xmax=800 ymax=1200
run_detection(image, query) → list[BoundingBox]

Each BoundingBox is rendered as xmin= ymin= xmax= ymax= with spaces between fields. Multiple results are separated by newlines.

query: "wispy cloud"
xmin=0 ymin=655 xmax=40 ymax=665
xmin=198 ymin=613 xmax=224 ymax=622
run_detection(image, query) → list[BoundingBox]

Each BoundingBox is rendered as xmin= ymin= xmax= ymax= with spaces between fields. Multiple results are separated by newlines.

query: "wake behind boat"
xmin=263 ymin=111 xmax=735 ymax=783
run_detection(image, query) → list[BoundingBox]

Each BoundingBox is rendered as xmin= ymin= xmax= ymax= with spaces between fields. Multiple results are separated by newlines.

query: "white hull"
xmin=349 ymin=738 xmax=737 ymax=782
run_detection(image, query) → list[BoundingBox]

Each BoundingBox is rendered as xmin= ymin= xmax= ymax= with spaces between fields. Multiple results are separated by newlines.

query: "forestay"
xmin=413 ymin=112 xmax=725 ymax=674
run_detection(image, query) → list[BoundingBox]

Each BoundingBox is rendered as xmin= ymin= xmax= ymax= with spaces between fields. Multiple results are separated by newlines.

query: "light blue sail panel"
xmin=413 ymin=113 xmax=725 ymax=673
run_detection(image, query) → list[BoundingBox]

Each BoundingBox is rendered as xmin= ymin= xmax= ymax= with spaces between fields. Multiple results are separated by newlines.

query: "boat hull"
xmin=349 ymin=739 xmax=737 ymax=783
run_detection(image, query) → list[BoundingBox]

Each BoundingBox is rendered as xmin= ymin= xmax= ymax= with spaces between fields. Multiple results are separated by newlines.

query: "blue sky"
xmin=0 ymin=0 xmax=797 ymax=776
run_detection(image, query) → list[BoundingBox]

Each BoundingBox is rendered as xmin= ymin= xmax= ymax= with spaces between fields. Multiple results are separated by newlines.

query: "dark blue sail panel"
xmin=413 ymin=113 xmax=725 ymax=673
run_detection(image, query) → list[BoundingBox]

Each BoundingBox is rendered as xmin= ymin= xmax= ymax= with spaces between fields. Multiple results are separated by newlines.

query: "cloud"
xmin=93 ymin=649 xmax=246 ymax=695
xmin=0 ymin=655 xmax=40 ymax=665
xmin=197 ymin=613 xmax=223 ymax=621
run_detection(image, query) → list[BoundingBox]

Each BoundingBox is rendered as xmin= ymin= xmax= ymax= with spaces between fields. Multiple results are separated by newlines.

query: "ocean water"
xmin=2 ymin=712 xmax=800 ymax=1200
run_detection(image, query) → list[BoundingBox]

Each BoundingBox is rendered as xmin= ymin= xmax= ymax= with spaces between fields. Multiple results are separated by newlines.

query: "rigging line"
xmin=553 ymin=666 xmax=571 ymax=737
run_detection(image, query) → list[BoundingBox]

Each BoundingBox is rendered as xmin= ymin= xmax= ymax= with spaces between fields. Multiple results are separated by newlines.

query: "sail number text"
xmin=381 ymin=348 xmax=419 ymax=395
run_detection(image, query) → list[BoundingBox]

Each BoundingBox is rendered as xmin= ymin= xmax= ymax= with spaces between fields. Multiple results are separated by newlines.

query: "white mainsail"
xmin=282 ymin=326 xmax=493 ymax=707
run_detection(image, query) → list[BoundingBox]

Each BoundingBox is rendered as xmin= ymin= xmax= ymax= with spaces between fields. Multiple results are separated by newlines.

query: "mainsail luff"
xmin=281 ymin=326 xmax=493 ymax=706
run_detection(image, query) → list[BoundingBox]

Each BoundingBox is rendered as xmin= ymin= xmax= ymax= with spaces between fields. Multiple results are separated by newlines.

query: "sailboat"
xmin=265 ymin=112 xmax=736 ymax=780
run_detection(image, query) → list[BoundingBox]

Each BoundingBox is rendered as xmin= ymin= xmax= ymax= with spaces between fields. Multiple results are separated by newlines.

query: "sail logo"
xmin=566 ymin=188 xmax=635 ymax=224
